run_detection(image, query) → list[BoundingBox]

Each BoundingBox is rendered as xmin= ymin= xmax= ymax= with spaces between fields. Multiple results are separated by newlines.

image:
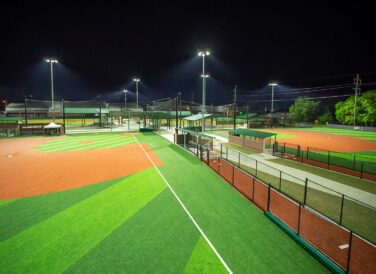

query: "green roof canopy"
xmin=183 ymin=113 xmax=212 ymax=121
xmin=64 ymin=108 xmax=109 ymax=114
xmin=237 ymin=113 xmax=258 ymax=119
xmin=229 ymin=129 xmax=276 ymax=139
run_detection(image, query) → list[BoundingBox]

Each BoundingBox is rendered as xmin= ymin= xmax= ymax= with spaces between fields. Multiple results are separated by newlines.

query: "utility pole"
xmin=178 ymin=92 xmax=182 ymax=128
xmin=233 ymin=85 xmax=237 ymax=130
xmin=191 ymin=92 xmax=194 ymax=112
xmin=246 ymin=105 xmax=249 ymax=128
xmin=353 ymin=74 xmax=362 ymax=128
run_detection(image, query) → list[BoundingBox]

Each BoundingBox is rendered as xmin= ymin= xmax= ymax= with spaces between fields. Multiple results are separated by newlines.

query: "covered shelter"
xmin=182 ymin=113 xmax=212 ymax=131
xmin=228 ymin=128 xmax=277 ymax=152
xmin=43 ymin=122 xmax=63 ymax=135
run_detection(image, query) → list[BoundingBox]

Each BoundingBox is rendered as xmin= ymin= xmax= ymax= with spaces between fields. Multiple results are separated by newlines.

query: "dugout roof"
xmin=183 ymin=113 xmax=212 ymax=121
xmin=229 ymin=128 xmax=276 ymax=139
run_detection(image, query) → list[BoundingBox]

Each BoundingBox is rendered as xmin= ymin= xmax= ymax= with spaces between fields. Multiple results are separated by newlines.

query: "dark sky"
xmin=0 ymin=1 xmax=375 ymax=108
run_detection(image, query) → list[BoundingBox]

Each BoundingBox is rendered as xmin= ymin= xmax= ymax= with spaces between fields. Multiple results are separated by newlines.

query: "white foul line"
xmin=133 ymin=136 xmax=233 ymax=274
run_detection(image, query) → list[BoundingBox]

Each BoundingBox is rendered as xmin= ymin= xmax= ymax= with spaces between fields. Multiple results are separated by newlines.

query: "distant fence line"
xmin=327 ymin=124 xmax=376 ymax=132
xmin=274 ymin=142 xmax=376 ymax=182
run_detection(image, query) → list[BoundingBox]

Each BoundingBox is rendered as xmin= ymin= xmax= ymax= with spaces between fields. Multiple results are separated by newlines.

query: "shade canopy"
xmin=229 ymin=129 xmax=276 ymax=139
xmin=183 ymin=113 xmax=212 ymax=121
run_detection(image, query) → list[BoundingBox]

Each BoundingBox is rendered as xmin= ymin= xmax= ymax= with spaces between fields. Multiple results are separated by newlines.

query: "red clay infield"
xmin=270 ymin=129 xmax=376 ymax=152
xmin=0 ymin=137 xmax=162 ymax=200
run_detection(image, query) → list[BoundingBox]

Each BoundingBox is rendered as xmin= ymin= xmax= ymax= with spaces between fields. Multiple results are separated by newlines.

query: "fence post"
xmin=220 ymin=144 xmax=223 ymax=158
xmin=267 ymin=184 xmax=271 ymax=211
xmin=306 ymin=147 xmax=309 ymax=159
xmin=226 ymin=146 xmax=228 ymax=159
xmin=283 ymin=142 xmax=286 ymax=155
xmin=339 ymin=194 xmax=345 ymax=225
xmin=252 ymin=178 xmax=255 ymax=201
xmin=303 ymin=178 xmax=308 ymax=206
xmin=255 ymin=160 xmax=258 ymax=178
xmin=200 ymin=146 xmax=203 ymax=161
xmin=353 ymin=155 xmax=356 ymax=170
xmin=297 ymin=145 xmax=300 ymax=158
xmin=297 ymin=203 xmax=302 ymax=235
xmin=206 ymin=148 xmax=209 ymax=164
xmin=327 ymin=151 xmax=330 ymax=170
xmin=232 ymin=165 xmax=235 ymax=185
xmin=238 ymin=151 xmax=241 ymax=167
xmin=279 ymin=171 xmax=282 ymax=191
xmin=360 ymin=162 xmax=364 ymax=179
xmin=346 ymin=231 xmax=353 ymax=273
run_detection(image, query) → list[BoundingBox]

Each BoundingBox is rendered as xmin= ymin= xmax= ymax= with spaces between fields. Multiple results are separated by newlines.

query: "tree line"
xmin=288 ymin=90 xmax=376 ymax=126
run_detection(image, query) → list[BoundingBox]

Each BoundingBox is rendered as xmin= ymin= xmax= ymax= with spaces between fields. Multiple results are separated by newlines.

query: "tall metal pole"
xmin=233 ymin=85 xmax=237 ymax=130
xmin=202 ymin=55 xmax=206 ymax=133
xmin=50 ymin=62 xmax=55 ymax=110
xmin=136 ymin=81 xmax=139 ymax=109
xmin=353 ymin=74 xmax=361 ymax=128
xmin=124 ymin=91 xmax=127 ymax=109
xmin=271 ymin=84 xmax=274 ymax=113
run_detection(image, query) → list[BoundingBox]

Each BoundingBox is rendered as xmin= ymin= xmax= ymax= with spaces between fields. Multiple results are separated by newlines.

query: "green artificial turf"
xmin=184 ymin=237 xmax=227 ymax=274
xmin=65 ymin=190 xmax=223 ymax=273
xmin=291 ymin=127 xmax=376 ymax=142
xmin=136 ymin=133 xmax=328 ymax=273
xmin=0 ymin=177 xmax=120 ymax=242
xmin=0 ymin=168 xmax=166 ymax=273
xmin=36 ymin=133 xmax=135 ymax=152
xmin=1 ymin=132 xmax=330 ymax=273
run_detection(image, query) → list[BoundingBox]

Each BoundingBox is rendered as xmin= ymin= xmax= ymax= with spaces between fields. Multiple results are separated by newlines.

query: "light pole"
xmin=123 ymin=89 xmax=128 ymax=109
xmin=268 ymin=82 xmax=278 ymax=114
xmin=133 ymin=78 xmax=140 ymax=109
xmin=45 ymin=58 xmax=58 ymax=110
xmin=198 ymin=50 xmax=210 ymax=133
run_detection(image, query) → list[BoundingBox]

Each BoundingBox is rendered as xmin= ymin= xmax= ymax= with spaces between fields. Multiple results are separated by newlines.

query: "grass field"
xmin=0 ymin=132 xmax=328 ymax=273
xmin=292 ymin=127 xmax=376 ymax=142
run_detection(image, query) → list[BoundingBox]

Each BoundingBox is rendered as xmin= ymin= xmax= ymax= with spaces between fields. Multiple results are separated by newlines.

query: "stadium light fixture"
xmin=198 ymin=50 xmax=210 ymax=133
xmin=268 ymin=82 xmax=278 ymax=113
xmin=133 ymin=78 xmax=140 ymax=109
xmin=44 ymin=58 xmax=59 ymax=110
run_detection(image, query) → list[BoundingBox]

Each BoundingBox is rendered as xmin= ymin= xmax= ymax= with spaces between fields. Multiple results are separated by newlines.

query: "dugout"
xmin=229 ymin=128 xmax=276 ymax=153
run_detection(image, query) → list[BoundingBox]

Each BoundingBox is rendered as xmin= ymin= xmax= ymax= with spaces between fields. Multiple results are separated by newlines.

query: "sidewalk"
xmin=225 ymin=148 xmax=376 ymax=208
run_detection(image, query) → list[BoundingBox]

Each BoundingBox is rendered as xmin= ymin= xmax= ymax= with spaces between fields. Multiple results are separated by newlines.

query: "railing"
xmin=274 ymin=142 xmax=376 ymax=182
xmin=177 ymin=140 xmax=376 ymax=273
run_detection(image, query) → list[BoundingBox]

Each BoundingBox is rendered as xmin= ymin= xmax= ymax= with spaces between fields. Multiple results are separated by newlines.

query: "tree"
xmin=335 ymin=90 xmax=376 ymax=126
xmin=289 ymin=97 xmax=320 ymax=123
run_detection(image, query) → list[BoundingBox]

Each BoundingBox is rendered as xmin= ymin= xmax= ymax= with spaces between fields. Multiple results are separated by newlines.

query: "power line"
xmin=244 ymin=94 xmax=353 ymax=102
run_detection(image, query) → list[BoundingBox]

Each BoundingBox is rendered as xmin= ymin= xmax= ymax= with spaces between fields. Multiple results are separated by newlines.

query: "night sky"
xmin=1 ymin=1 xmax=375 ymax=110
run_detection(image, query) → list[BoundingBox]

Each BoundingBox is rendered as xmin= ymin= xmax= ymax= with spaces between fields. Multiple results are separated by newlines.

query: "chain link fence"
xmin=274 ymin=142 xmax=376 ymax=181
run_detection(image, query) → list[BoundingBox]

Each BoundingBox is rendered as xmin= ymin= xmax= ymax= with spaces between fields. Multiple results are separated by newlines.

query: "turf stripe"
xmin=38 ymin=136 xmax=135 ymax=152
xmin=0 ymin=168 xmax=166 ymax=273
xmin=133 ymin=135 xmax=233 ymax=274
xmin=65 ymin=190 xmax=204 ymax=273
xmin=183 ymin=236 xmax=227 ymax=274
xmin=0 ymin=199 xmax=17 ymax=207
xmin=36 ymin=135 xmax=134 ymax=152
xmin=0 ymin=177 xmax=121 ymax=242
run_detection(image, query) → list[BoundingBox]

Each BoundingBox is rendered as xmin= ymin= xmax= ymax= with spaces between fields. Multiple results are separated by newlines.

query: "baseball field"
xmin=0 ymin=132 xmax=328 ymax=273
